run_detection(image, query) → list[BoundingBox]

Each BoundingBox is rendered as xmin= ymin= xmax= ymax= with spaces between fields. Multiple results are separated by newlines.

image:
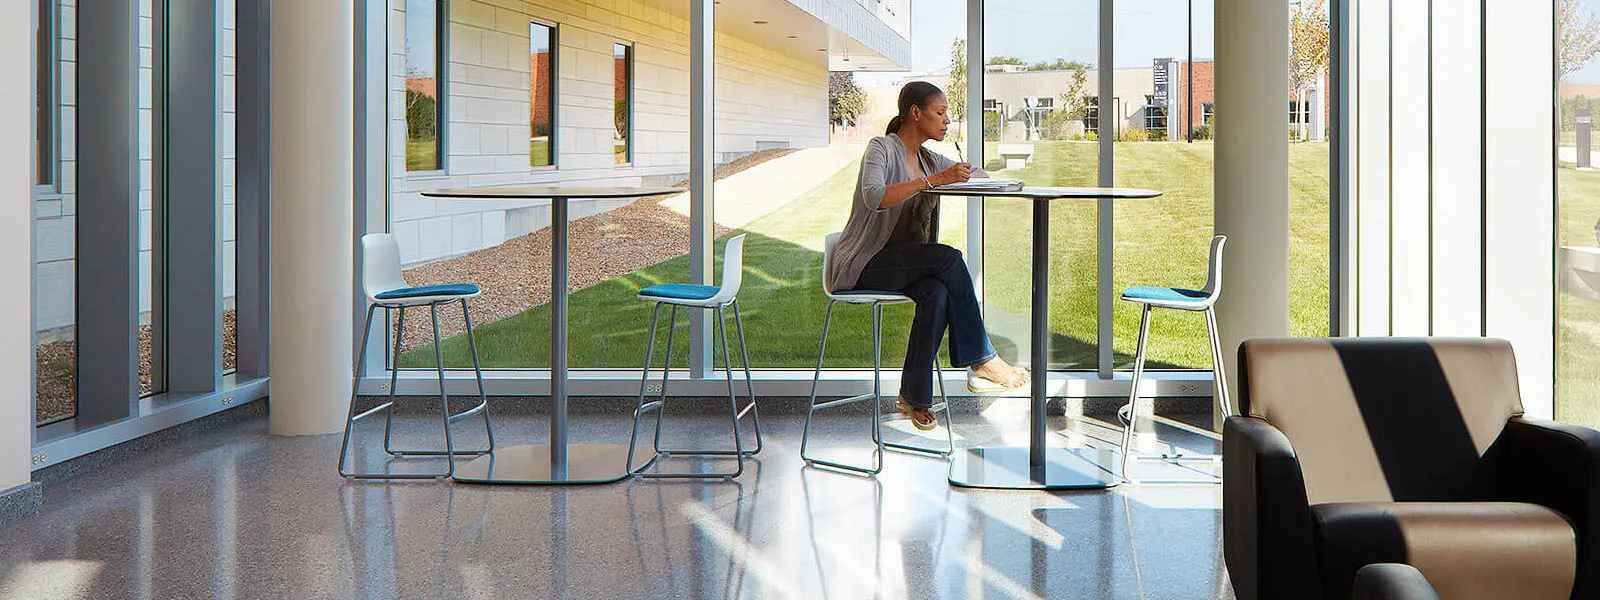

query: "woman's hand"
xmin=930 ymin=162 xmax=973 ymax=187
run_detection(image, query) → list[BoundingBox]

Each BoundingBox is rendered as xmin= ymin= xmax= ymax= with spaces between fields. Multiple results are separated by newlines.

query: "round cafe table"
xmin=421 ymin=185 xmax=684 ymax=485
xmin=925 ymin=186 xmax=1162 ymax=490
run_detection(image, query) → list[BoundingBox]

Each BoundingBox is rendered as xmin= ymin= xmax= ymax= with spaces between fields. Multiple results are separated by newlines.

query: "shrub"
xmin=1120 ymin=127 xmax=1149 ymax=142
xmin=1190 ymin=124 xmax=1213 ymax=140
xmin=1084 ymin=130 xmax=1098 ymax=142
xmin=983 ymin=111 xmax=1003 ymax=141
xmin=405 ymin=90 xmax=438 ymax=141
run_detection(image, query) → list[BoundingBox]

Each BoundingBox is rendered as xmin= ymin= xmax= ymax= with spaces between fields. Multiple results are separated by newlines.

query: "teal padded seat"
xmin=1120 ymin=286 xmax=1210 ymax=306
xmin=374 ymin=283 xmax=480 ymax=300
xmin=638 ymin=283 xmax=719 ymax=301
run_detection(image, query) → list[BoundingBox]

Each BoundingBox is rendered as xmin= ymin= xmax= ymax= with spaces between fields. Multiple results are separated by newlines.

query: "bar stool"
xmin=800 ymin=232 xmax=955 ymax=476
xmin=626 ymin=234 xmax=761 ymax=479
xmin=338 ymin=233 xmax=493 ymax=480
xmin=1116 ymin=234 xmax=1230 ymax=483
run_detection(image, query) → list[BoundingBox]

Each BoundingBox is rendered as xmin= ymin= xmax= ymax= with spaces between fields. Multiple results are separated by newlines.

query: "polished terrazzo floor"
xmin=0 ymin=400 xmax=1234 ymax=599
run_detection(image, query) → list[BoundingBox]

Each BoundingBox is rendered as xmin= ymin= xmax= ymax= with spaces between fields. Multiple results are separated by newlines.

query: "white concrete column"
xmin=1 ymin=0 xmax=35 ymax=488
xmin=269 ymin=0 xmax=355 ymax=436
xmin=1215 ymin=0 xmax=1290 ymax=400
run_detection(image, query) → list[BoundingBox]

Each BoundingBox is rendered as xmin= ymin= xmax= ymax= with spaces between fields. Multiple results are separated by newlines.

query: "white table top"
xmin=926 ymin=186 xmax=1162 ymax=199
xmin=420 ymin=185 xmax=685 ymax=199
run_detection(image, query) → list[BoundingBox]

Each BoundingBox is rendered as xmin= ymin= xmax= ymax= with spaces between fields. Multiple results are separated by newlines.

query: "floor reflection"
xmin=0 ymin=410 xmax=1233 ymax=600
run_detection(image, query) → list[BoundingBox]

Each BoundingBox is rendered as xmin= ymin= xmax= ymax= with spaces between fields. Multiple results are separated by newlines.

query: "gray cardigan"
xmin=829 ymin=134 xmax=970 ymax=291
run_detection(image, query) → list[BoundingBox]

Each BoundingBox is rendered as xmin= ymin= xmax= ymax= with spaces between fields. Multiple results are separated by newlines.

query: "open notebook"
xmin=932 ymin=179 xmax=1025 ymax=192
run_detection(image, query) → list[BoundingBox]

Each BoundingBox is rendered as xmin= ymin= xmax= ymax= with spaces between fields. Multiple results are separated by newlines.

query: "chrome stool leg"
xmin=383 ymin=300 xmax=492 ymax=459
xmin=628 ymin=301 xmax=761 ymax=479
xmin=1118 ymin=303 xmax=1224 ymax=484
xmin=340 ymin=305 xmax=448 ymax=480
xmin=801 ymin=301 xmax=885 ymax=475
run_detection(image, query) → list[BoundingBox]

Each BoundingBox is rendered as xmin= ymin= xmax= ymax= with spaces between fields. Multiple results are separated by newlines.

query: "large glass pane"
xmin=530 ymin=22 xmax=554 ymax=168
xmin=1288 ymin=0 xmax=1332 ymax=339
xmin=222 ymin=0 xmax=238 ymax=374
xmin=1557 ymin=0 xmax=1600 ymax=426
xmin=1109 ymin=0 xmax=1216 ymax=371
xmin=405 ymin=0 xmax=441 ymax=172
xmin=705 ymin=0 xmax=969 ymax=369
xmin=139 ymin=0 xmax=159 ymax=395
xmin=35 ymin=0 xmax=73 ymax=424
xmin=982 ymin=0 xmax=1100 ymax=369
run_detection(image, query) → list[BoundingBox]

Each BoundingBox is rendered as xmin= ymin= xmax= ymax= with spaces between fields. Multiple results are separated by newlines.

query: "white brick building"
xmin=389 ymin=0 xmax=911 ymax=265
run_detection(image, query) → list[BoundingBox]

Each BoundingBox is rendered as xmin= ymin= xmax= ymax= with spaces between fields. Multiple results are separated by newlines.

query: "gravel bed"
xmin=35 ymin=310 xmax=237 ymax=424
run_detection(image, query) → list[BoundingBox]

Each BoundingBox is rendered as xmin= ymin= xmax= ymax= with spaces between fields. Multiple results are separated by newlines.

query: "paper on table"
xmin=932 ymin=179 xmax=1025 ymax=192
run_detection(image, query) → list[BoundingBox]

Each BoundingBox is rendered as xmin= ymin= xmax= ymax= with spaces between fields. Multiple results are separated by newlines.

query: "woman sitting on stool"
xmin=829 ymin=81 xmax=1031 ymax=431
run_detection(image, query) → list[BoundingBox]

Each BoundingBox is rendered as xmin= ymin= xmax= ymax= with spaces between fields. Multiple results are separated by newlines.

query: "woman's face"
xmin=910 ymin=94 xmax=952 ymax=142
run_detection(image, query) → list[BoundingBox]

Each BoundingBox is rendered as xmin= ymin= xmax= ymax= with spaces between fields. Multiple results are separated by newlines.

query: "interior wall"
xmin=1352 ymin=0 xmax=1556 ymax=416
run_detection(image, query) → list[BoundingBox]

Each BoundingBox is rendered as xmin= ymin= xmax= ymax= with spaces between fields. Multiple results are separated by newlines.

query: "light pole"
xmin=1186 ymin=0 xmax=1194 ymax=143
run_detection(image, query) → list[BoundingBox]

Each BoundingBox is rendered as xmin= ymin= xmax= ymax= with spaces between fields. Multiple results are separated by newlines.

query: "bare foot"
xmin=970 ymin=357 xmax=1030 ymax=388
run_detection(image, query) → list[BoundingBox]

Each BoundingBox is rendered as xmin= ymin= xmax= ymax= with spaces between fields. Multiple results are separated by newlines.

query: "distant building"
xmin=868 ymin=59 xmax=1329 ymax=143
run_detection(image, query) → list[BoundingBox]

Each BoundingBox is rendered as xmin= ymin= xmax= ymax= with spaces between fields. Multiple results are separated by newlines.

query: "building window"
xmin=530 ymin=21 xmax=555 ymax=168
xmin=1082 ymin=96 xmax=1099 ymax=133
xmin=1202 ymin=101 xmax=1215 ymax=125
xmin=613 ymin=42 xmax=631 ymax=165
xmin=404 ymin=0 xmax=444 ymax=172
xmin=1145 ymin=105 xmax=1168 ymax=135
xmin=35 ymin=0 xmax=56 ymax=187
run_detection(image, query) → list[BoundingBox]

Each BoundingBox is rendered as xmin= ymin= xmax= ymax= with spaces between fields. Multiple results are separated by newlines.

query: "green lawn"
xmin=401 ymin=141 xmax=1331 ymax=375
xmin=407 ymin=139 xmax=439 ymax=172
xmin=531 ymin=139 xmax=550 ymax=167
xmin=1558 ymin=162 xmax=1600 ymax=427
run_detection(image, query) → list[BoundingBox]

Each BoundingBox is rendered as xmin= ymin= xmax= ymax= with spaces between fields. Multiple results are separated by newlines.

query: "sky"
xmin=857 ymin=0 xmax=1219 ymax=86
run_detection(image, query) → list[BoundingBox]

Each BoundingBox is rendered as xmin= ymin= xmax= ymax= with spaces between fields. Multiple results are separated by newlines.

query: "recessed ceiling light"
xmin=787 ymin=35 xmax=798 ymax=39
xmin=817 ymin=48 xmax=827 ymax=52
xmin=753 ymin=20 xmax=768 ymax=24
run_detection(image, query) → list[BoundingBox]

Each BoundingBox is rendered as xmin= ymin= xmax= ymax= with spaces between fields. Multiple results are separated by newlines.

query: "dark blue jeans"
xmin=851 ymin=243 xmax=997 ymax=409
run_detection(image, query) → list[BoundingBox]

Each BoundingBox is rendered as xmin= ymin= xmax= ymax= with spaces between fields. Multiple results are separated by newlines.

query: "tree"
xmin=1027 ymin=58 xmax=1091 ymax=72
xmin=827 ymin=71 xmax=869 ymax=130
xmin=1289 ymin=0 xmax=1330 ymax=140
xmin=948 ymin=38 xmax=967 ymax=128
xmin=987 ymin=55 xmax=1026 ymax=67
xmin=1562 ymin=0 xmax=1600 ymax=80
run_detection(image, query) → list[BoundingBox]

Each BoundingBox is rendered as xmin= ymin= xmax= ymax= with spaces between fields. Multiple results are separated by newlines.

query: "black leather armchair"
xmin=1223 ymin=338 xmax=1600 ymax=600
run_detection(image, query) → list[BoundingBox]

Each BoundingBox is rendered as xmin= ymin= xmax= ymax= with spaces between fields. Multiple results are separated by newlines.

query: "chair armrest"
xmin=1224 ymin=416 xmax=1324 ymax=600
xmin=1352 ymin=564 xmax=1441 ymax=600
xmin=1495 ymin=417 xmax=1600 ymax=599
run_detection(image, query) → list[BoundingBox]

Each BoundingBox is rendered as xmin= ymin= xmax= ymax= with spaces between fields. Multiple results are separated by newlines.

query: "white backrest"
xmin=823 ymin=232 xmax=842 ymax=295
xmin=361 ymin=234 xmax=411 ymax=301
xmin=1201 ymin=234 xmax=1227 ymax=300
xmin=707 ymin=234 xmax=746 ymax=305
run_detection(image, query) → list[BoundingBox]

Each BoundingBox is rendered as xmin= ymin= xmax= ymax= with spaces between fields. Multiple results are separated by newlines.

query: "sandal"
xmin=895 ymin=399 xmax=938 ymax=431
xmin=966 ymin=367 xmax=1030 ymax=394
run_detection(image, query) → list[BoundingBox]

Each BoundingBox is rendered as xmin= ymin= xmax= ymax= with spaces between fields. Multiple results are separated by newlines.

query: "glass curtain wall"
xmin=1557 ymin=0 xmax=1600 ymax=427
xmin=981 ymin=0 xmax=1101 ymax=369
xmin=392 ymin=3 xmax=689 ymax=370
xmin=706 ymin=0 xmax=969 ymax=369
xmin=1109 ymin=0 xmax=1215 ymax=370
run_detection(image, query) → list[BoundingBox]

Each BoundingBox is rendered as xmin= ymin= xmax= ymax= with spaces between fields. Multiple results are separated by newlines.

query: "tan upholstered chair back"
xmin=1238 ymin=338 xmax=1523 ymax=504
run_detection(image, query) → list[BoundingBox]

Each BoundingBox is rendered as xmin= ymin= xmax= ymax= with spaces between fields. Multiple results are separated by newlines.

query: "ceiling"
xmin=639 ymin=0 xmax=905 ymax=71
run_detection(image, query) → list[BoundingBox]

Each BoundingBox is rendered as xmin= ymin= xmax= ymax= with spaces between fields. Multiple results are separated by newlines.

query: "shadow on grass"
xmin=400 ymin=230 xmax=1185 ymax=373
